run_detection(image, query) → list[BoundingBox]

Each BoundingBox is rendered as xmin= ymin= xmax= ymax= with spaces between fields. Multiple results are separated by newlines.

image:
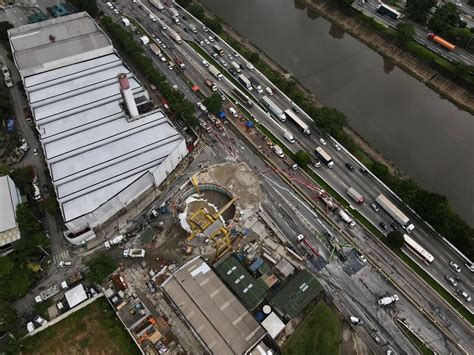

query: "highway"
xmin=100 ymin=1 xmax=474 ymax=352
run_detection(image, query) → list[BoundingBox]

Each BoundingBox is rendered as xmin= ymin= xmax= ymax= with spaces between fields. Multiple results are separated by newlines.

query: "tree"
xmin=311 ymin=107 xmax=347 ymax=136
xmin=86 ymin=254 xmax=117 ymax=283
xmin=428 ymin=3 xmax=460 ymax=37
xmin=294 ymin=150 xmax=310 ymax=168
xmin=0 ymin=300 xmax=20 ymax=333
xmin=0 ymin=21 xmax=13 ymax=43
xmin=396 ymin=22 xmax=416 ymax=45
xmin=387 ymin=231 xmax=405 ymax=249
xmin=70 ymin=0 xmax=98 ymax=17
xmin=452 ymin=61 xmax=470 ymax=76
xmin=449 ymin=27 xmax=473 ymax=48
xmin=203 ymin=93 xmax=222 ymax=114
xmin=406 ymin=0 xmax=435 ymax=24
xmin=249 ymin=52 xmax=260 ymax=64
xmin=203 ymin=17 xmax=223 ymax=34
xmin=188 ymin=4 xmax=205 ymax=21
xmin=335 ymin=0 xmax=354 ymax=6
xmin=176 ymin=0 xmax=192 ymax=7
xmin=10 ymin=166 xmax=34 ymax=195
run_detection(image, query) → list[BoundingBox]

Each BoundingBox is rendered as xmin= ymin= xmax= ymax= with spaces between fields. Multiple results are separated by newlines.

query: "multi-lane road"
xmin=100 ymin=0 xmax=473 ymax=352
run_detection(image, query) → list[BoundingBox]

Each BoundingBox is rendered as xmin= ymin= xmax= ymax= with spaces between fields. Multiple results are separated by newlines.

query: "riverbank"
xmin=299 ymin=0 xmax=474 ymax=115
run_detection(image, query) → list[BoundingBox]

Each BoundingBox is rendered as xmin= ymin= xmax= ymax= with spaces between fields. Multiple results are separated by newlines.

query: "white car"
xmin=104 ymin=241 xmax=111 ymax=249
xmin=159 ymin=56 xmax=167 ymax=63
xmin=219 ymin=59 xmax=227 ymax=67
xmin=114 ymin=8 xmax=120 ymax=14
xmin=265 ymin=86 xmax=274 ymax=96
xmin=123 ymin=249 xmax=130 ymax=258
xmin=33 ymin=148 xmax=39 ymax=156
xmin=356 ymin=253 xmax=367 ymax=263
xmin=204 ymin=38 xmax=210 ymax=45
xmin=58 ymin=260 xmax=72 ymax=267
xmin=227 ymin=54 xmax=233 ymax=61
xmin=350 ymin=316 xmax=363 ymax=325
xmin=27 ymin=322 xmax=35 ymax=333
xmin=5 ymin=76 xmax=13 ymax=88
xmin=319 ymin=138 xmax=327 ymax=145
xmin=202 ymin=60 xmax=209 ymax=67
xmin=228 ymin=107 xmax=238 ymax=118
xmin=449 ymin=261 xmax=461 ymax=273
xmin=314 ymin=161 xmax=321 ymax=168
xmin=34 ymin=316 xmax=48 ymax=326
xmin=202 ymin=26 xmax=209 ymax=32
xmin=333 ymin=143 xmax=341 ymax=151
xmin=232 ymin=51 xmax=239 ymax=58
xmin=208 ymin=35 xmax=214 ymax=42
xmin=457 ymin=288 xmax=471 ymax=302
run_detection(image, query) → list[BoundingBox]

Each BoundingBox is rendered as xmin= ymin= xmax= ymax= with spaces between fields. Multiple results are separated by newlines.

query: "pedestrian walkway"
xmin=52 ymin=248 xmax=70 ymax=264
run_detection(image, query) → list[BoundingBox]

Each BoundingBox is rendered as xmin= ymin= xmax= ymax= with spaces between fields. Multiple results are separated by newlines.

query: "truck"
xmin=121 ymin=17 xmax=130 ymax=27
xmin=347 ymin=187 xmax=364 ymax=205
xmin=337 ymin=209 xmax=356 ymax=228
xmin=296 ymin=234 xmax=320 ymax=257
xmin=378 ymin=294 xmax=399 ymax=306
xmin=230 ymin=61 xmax=241 ymax=73
xmin=249 ymin=77 xmax=263 ymax=93
xmin=283 ymin=130 xmax=295 ymax=143
xmin=35 ymin=284 xmax=60 ymax=303
xmin=149 ymin=43 xmax=162 ymax=56
xmin=232 ymin=89 xmax=253 ymax=107
xmin=209 ymin=65 xmax=223 ymax=80
xmin=188 ymin=24 xmax=197 ymax=33
xmin=67 ymin=272 xmax=84 ymax=286
xmin=149 ymin=0 xmax=164 ymax=11
xmin=284 ymin=109 xmax=311 ymax=136
xmin=427 ymin=33 xmax=455 ymax=51
xmin=320 ymin=195 xmax=338 ymax=212
xmin=261 ymin=96 xmax=286 ymax=122
xmin=129 ymin=249 xmax=146 ymax=258
xmin=213 ymin=44 xmax=224 ymax=55
xmin=205 ymin=79 xmax=217 ymax=92
xmin=140 ymin=36 xmax=150 ymax=45
xmin=284 ymin=158 xmax=298 ymax=171
xmin=174 ymin=57 xmax=185 ymax=70
xmin=238 ymin=74 xmax=253 ymax=91
xmin=315 ymin=146 xmax=334 ymax=168
xmin=111 ymin=234 xmax=125 ymax=245
xmin=168 ymin=28 xmax=182 ymax=44
xmin=375 ymin=194 xmax=415 ymax=232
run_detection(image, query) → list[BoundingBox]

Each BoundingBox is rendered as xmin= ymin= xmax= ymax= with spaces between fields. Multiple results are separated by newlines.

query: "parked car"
xmin=123 ymin=249 xmax=130 ymax=258
xmin=147 ymin=280 xmax=156 ymax=293
xmin=4 ymin=76 xmax=13 ymax=88
xmin=314 ymin=160 xmax=321 ymax=168
xmin=356 ymin=252 xmax=367 ymax=263
xmin=34 ymin=316 xmax=48 ymax=326
xmin=104 ymin=241 xmax=111 ymax=249
xmin=33 ymin=148 xmax=39 ymax=156
xmin=42 ymin=184 xmax=49 ymax=194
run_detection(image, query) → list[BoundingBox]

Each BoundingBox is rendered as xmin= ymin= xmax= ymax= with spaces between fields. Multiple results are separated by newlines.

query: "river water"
xmin=202 ymin=0 xmax=474 ymax=225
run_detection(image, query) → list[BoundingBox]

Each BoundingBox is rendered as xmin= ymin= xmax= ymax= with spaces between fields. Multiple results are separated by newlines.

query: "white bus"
xmin=403 ymin=234 xmax=434 ymax=264
xmin=284 ymin=109 xmax=311 ymax=135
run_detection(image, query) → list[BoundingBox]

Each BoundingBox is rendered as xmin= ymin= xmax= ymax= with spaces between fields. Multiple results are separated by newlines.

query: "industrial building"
xmin=8 ymin=13 xmax=188 ymax=242
xmin=162 ymin=256 xmax=267 ymax=354
xmin=0 ymin=176 xmax=22 ymax=252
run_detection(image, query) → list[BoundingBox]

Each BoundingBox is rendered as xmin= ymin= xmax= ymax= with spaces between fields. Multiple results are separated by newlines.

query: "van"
xmin=189 ymin=24 xmax=197 ymax=33
xmin=272 ymin=145 xmax=284 ymax=158
xmin=228 ymin=107 xmax=238 ymax=118
xmin=246 ymin=62 xmax=255 ymax=71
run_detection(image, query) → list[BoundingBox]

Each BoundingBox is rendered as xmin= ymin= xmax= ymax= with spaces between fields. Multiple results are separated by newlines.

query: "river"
xmin=202 ymin=0 xmax=474 ymax=225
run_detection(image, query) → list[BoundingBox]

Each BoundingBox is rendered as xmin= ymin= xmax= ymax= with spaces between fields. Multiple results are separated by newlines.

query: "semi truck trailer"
xmin=376 ymin=194 xmax=415 ymax=232
xmin=315 ymin=146 xmax=334 ymax=168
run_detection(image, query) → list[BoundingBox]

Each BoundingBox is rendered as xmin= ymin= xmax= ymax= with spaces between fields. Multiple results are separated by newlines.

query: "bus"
xmin=403 ymin=234 xmax=434 ymax=264
xmin=315 ymin=146 xmax=334 ymax=168
xmin=261 ymin=95 xmax=286 ymax=121
xmin=284 ymin=109 xmax=311 ymax=135
xmin=232 ymin=88 xmax=253 ymax=107
xmin=376 ymin=3 xmax=402 ymax=20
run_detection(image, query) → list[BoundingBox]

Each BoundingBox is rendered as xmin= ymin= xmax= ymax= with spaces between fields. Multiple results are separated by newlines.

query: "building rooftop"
xmin=261 ymin=312 xmax=285 ymax=339
xmin=214 ymin=254 xmax=268 ymax=310
xmin=8 ymin=12 xmax=112 ymax=77
xmin=117 ymin=298 xmax=150 ymax=329
xmin=162 ymin=256 xmax=266 ymax=354
xmin=64 ymin=284 xmax=88 ymax=308
xmin=269 ymin=270 xmax=322 ymax=319
xmin=0 ymin=176 xmax=21 ymax=247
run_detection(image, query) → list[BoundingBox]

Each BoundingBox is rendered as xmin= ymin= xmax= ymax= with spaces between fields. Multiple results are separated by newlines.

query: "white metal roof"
xmin=64 ymin=284 xmax=88 ymax=308
xmin=11 ymin=14 xmax=186 ymax=225
xmin=0 ymin=176 xmax=21 ymax=233
xmin=261 ymin=312 xmax=285 ymax=339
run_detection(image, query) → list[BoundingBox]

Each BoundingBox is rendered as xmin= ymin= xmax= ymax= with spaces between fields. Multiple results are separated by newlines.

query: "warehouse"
xmin=8 ymin=13 xmax=188 ymax=239
xmin=0 ymin=176 xmax=22 ymax=251
xmin=162 ymin=256 xmax=267 ymax=354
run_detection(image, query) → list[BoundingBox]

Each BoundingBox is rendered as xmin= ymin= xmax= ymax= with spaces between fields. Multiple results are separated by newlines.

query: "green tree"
xmin=0 ymin=256 xmax=14 ymax=279
xmin=86 ymin=254 xmax=117 ymax=283
xmin=294 ymin=150 xmax=310 ymax=168
xmin=0 ymin=264 xmax=33 ymax=300
xmin=396 ymin=22 xmax=416 ymax=45
xmin=428 ymin=3 xmax=460 ymax=37
xmin=335 ymin=0 xmax=354 ymax=6
xmin=176 ymin=0 xmax=192 ymax=7
xmin=249 ymin=52 xmax=260 ymax=64
xmin=188 ymin=4 xmax=205 ymax=20
xmin=449 ymin=27 xmax=473 ymax=48
xmin=9 ymin=166 xmax=34 ymax=195
xmin=312 ymin=107 xmax=347 ymax=136
xmin=203 ymin=17 xmax=223 ymax=34
xmin=406 ymin=0 xmax=435 ymax=24
xmin=387 ymin=231 xmax=405 ymax=249
xmin=452 ymin=61 xmax=470 ymax=76
xmin=0 ymin=300 xmax=20 ymax=333
xmin=203 ymin=93 xmax=222 ymax=114
xmin=70 ymin=0 xmax=98 ymax=17
xmin=40 ymin=196 xmax=60 ymax=216
xmin=0 ymin=21 xmax=13 ymax=43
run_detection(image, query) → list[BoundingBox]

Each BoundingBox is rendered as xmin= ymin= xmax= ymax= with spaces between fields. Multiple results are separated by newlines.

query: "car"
xmin=168 ymin=62 xmax=174 ymax=70
xmin=33 ymin=148 xmax=39 ymax=156
xmin=291 ymin=102 xmax=300 ymax=113
xmin=265 ymin=87 xmax=274 ymax=96
xmin=350 ymin=316 xmax=363 ymax=325
xmin=202 ymin=26 xmax=209 ymax=32
xmin=123 ymin=249 xmax=130 ymax=258
xmin=4 ymin=76 xmax=13 ymax=88
xmin=208 ymin=35 xmax=214 ymax=42
xmin=457 ymin=288 xmax=471 ymax=302
xmin=182 ymin=15 xmax=188 ymax=21
xmin=229 ymin=68 xmax=238 ymax=77
xmin=359 ymin=167 xmax=369 ymax=175
xmin=333 ymin=143 xmax=341 ymax=151
xmin=219 ymin=58 xmax=227 ymax=67
xmin=227 ymin=54 xmax=234 ymax=61
xmin=104 ymin=241 xmax=111 ymax=249
xmin=221 ymin=94 xmax=226 ymax=101
xmin=319 ymin=138 xmax=326 ymax=145
xmin=34 ymin=315 xmax=48 ymax=326
xmin=212 ymin=52 xmax=219 ymax=59
xmin=314 ymin=160 xmax=321 ymax=168
xmin=61 ymin=281 xmax=69 ymax=289
xmin=27 ymin=321 xmax=35 ymax=333
xmin=2 ymin=65 xmax=9 ymax=76
xmin=371 ymin=203 xmax=379 ymax=212
xmin=449 ymin=261 xmax=461 ymax=273
xmin=155 ymin=37 xmax=162 ymax=44
xmin=58 ymin=260 xmax=72 ymax=267
xmin=204 ymin=38 xmax=210 ymax=44
xmin=161 ymin=42 xmax=167 ymax=49
xmin=42 ymin=184 xmax=49 ymax=194
xmin=345 ymin=162 xmax=355 ymax=171
xmin=379 ymin=221 xmax=387 ymax=230
xmin=90 ymin=287 xmax=98 ymax=297
xmin=232 ymin=50 xmax=239 ymax=57
xmin=159 ymin=55 xmax=167 ymax=63
xmin=151 ymin=209 xmax=159 ymax=218
xmin=228 ymin=107 xmax=238 ymax=118
xmin=356 ymin=252 xmax=367 ymax=263
xmin=465 ymin=262 xmax=474 ymax=272
xmin=114 ymin=8 xmax=119 ymax=14
xmin=445 ymin=275 xmax=458 ymax=287
xmin=147 ymin=280 xmax=156 ymax=293
xmin=202 ymin=60 xmax=209 ymax=67
xmin=390 ymin=222 xmax=399 ymax=231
